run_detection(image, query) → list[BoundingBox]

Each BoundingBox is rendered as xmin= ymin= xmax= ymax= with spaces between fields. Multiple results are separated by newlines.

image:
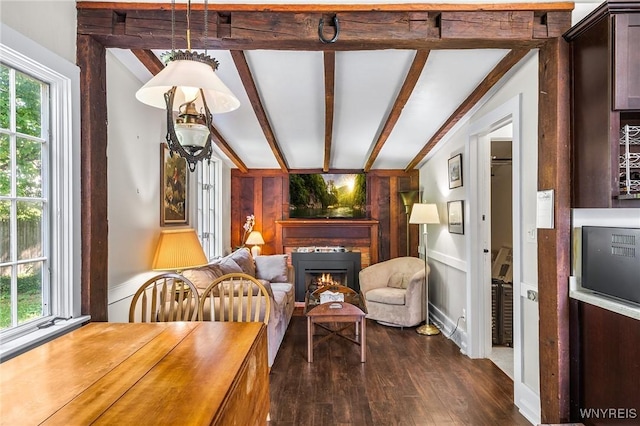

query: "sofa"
xmin=359 ymin=257 xmax=427 ymax=328
xmin=182 ymin=248 xmax=295 ymax=367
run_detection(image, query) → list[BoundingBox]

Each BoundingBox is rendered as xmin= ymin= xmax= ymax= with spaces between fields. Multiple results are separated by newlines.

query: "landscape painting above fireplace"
xmin=289 ymin=173 xmax=366 ymax=219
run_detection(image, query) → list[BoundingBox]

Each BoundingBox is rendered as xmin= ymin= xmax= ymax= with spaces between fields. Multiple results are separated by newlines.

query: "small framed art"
xmin=448 ymin=153 xmax=463 ymax=189
xmin=447 ymin=200 xmax=464 ymax=234
xmin=160 ymin=144 xmax=188 ymax=226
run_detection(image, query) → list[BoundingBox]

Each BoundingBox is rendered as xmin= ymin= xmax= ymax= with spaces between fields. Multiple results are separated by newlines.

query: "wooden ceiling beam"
xmin=131 ymin=48 xmax=249 ymax=172
xmin=363 ymin=49 xmax=430 ymax=172
xmin=230 ymin=50 xmax=289 ymax=172
xmin=404 ymin=48 xmax=531 ymax=171
xmin=131 ymin=49 xmax=163 ymax=74
xmin=323 ymin=51 xmax=335 ymax=173
xmin=77 ymin=4 xmax=572 ymax=50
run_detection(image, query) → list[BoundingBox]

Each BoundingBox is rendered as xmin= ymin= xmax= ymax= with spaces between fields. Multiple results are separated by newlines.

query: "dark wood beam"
xmin=77 ymin=3 xmax=573 ymax=51
xmin=209 ymin=126 xmax=249 ymax=173
xmin=323 ymin=51 xmax=335 ymax=172
xmin=364 ymin=49 xmax=429 ymax=172
xmin=230 ymin=50 xmax=289 ymax=172
xmin=77 ymin=34 xmax=109 ymax=322
xmin=538 ymin=37 xmax=571 ymax=423
xmin=131 ymin=48 xmax=163 ymax=74
xmin=130 ymin=49 xmax=249 ymax=172
xmin=405 ymin=48 xmax=530 ymax=171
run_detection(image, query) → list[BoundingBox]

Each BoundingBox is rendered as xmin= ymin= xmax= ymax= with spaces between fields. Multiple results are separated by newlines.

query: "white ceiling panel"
xmin=206 ymin=50 xmax=282 ymax=169
xmin=245 ymin=50 xmax=325 ymax=169
xmin=331 ymin=50 xmax=416 ymax=170
xmin=373 ymin=49 xmax=510 ymax=169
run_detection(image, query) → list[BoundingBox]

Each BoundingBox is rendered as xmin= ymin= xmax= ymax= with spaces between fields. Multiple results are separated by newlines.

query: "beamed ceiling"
xmin=76 ymin=2 xmax=573 ymax=172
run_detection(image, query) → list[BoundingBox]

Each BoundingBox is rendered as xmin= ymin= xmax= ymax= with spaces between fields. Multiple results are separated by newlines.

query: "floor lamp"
xmin=409 ymin=203 xmax=440 ymax=336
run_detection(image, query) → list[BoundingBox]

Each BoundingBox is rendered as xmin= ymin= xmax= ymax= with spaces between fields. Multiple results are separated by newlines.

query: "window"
xmin=196 ymin=156 xmax=222 ymax=260
xmin=0 ymin=24 xmax=82 ymax=352
xmin=0 ymin=63 xmax=50 ymax=331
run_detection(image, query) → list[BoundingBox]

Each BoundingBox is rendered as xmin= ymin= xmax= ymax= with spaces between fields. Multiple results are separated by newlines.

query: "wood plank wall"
xmin=231 ymin=169 xmax=419 ymax=264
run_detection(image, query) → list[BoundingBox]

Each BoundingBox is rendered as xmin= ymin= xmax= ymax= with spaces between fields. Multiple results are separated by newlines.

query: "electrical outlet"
xmin=462 ymin=308 xmax=466 ymax=320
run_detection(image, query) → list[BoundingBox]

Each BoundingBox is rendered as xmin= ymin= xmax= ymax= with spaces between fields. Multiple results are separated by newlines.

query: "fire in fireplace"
xmin=292 ymin=251 xmax=361 ymax=302
xmin=305 ymin=270 xmax=348 ymax=293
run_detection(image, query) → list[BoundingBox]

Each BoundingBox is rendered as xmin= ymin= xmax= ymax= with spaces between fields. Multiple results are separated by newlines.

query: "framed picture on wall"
xmin=448 ymin=153 xmax=463 ymax=189
xmin=448 ymin=200 xmax=464 ymax=234
xmin=160 ymin=143 xmax=188 ymax=226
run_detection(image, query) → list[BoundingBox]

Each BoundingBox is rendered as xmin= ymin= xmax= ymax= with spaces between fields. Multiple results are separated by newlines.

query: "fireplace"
xmin=292 ymin=251 xmax=361 ymax=302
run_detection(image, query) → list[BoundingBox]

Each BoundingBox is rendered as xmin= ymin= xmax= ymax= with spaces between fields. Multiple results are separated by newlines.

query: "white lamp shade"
xmin=135 ymin=59 xmax=240 ymax=114
xmin=409 ymin=203 xmax=440 ymax=225
xmin=245 ymin=231 xmax=265 ymax=245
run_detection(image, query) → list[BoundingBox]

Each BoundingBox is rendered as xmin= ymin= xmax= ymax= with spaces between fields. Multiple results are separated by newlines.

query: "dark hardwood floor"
xmin=267 ymin=316 xmax=530 ymax=425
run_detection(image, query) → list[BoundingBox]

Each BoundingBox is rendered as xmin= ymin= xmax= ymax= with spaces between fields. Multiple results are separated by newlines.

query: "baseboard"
xmin=430 ymin=303 xmax=468 ymax=355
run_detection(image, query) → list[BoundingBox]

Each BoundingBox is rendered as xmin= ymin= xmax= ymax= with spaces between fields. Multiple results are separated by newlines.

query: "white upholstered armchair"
xmin=359 ymin=257 xmax=427 ymax=328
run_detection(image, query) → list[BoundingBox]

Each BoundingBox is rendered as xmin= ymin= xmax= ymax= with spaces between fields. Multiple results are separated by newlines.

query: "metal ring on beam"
xmin=318 ymin=16 xmax=340 ymax=44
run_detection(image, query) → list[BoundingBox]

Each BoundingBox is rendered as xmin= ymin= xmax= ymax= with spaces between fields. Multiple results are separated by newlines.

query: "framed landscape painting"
xmin=448 ymin=153 xmax=463 ymax=189
xmin=160 ymin=144 xmax=188 ymax=226
xmin=448 ymin=200 xmax=464 ymax=234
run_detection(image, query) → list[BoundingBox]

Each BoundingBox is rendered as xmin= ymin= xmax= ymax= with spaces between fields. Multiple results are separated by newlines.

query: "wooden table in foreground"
xmin=0 ymin=321 xmax=269 ymax=425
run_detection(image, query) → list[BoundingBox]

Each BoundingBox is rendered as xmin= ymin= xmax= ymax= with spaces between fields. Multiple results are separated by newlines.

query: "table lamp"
xmin=409 ymin=203 xmax=440 ymax=336
xmin=152 ymin=228 xmax=208 ymax=273
xmin=245 ymin=230 xmax=265 ymax=258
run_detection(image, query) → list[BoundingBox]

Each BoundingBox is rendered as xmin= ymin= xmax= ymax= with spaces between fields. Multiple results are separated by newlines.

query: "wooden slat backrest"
xmin=198 ymin=273 xmax=271 ymax=324
xmin=129 ymin=273 xmax=200 ymax=322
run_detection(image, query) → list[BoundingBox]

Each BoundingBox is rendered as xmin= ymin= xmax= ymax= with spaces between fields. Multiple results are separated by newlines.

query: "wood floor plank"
xmin=268 ymin=316 xmax=530 ymax=425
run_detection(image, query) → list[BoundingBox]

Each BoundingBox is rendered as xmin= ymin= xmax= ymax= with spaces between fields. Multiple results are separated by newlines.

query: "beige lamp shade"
xmin=245 ymin=231 xmax=265 ymax=245
xmin=245 ymin=231 xmax=265 ymax=258
xmin=409 ymin=203 xmax=440 ymax=225
xmin=152 ymin=228 xmax=208 ymax=272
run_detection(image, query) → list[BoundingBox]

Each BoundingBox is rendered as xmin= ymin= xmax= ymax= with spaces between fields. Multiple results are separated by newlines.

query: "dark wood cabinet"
xmin=614 ymin=13 xmax=640 ymax=110
xmin=565 ymin=0 xmax=640 ymax=207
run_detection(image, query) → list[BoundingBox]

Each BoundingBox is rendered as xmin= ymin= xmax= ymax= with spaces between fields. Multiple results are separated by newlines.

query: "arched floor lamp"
xmin=409 ymin=203 xmax=440 ymax=336
xmin=399 ymin=190 xmax=419 ymax=256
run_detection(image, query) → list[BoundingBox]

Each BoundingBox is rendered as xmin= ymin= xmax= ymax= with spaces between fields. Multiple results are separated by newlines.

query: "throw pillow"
xmin=255 ymin=254 xmax=288 ymax=282
xmin=387 ymin=271 xmax=408 ymax=289
xmin=229 ymin=247 xmax=256 ymax=277
xmin=182 ymin=267 xmax=221 ymax=291
xmin=217 ymin=256 xmax=243 ymax=275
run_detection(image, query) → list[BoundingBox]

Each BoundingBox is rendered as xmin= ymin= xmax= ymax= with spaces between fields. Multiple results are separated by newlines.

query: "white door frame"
xmin=466 ymin=94 xmax=540 ymax=424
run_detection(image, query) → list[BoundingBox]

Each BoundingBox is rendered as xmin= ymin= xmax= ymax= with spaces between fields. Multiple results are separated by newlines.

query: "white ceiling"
xmin=112 ymin=47 xmax=510 ymax=170
xmin=109 ymin=1 xmax=601 ymax=171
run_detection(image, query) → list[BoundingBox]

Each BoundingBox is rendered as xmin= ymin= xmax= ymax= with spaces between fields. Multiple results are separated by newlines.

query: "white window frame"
xmin=0 ymin=24 xmax=85 ymax=361
xmin=196 ymin=155 xmax=223 ymax=260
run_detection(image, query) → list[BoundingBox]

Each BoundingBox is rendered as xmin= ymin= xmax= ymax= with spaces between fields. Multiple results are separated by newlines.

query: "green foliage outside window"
xmin=0 ymin=63 xmax=47 ymax=329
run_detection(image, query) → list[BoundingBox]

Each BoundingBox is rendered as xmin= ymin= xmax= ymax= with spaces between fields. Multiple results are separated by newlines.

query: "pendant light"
xmin=135 ymin=0 xmax=239 ymax=172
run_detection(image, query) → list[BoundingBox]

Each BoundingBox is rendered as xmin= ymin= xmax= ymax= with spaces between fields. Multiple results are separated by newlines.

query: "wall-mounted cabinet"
xmin=565 ymin=0 xmax=640 ymax=207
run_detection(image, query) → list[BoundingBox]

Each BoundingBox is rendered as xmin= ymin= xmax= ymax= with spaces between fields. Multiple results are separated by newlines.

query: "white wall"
xmin=0 ymin=1 xmax=76 ymax=63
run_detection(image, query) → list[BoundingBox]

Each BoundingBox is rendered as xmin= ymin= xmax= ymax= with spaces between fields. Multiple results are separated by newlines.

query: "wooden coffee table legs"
xmin=307 ymin=317 xmax=366 ymax=363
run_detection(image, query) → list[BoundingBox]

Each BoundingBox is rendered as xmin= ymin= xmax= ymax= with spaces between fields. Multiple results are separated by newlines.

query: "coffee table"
xmin=305 ymin=285 xmax=367 ymax=362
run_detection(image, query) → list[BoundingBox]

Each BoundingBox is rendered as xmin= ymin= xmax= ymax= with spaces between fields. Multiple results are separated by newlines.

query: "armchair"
xmin=359 ymin=257 xmax=427 ymax=328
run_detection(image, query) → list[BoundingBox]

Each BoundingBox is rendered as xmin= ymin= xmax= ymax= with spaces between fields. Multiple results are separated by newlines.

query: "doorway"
xmin=467 ymin=93 xmax=541 ymax=424
xmin=488 ymin=134 xmax=514 ymax=380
